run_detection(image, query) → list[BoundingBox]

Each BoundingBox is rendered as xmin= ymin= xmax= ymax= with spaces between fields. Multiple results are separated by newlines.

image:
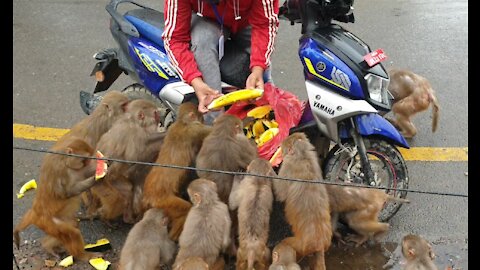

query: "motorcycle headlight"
xmin=365 ymin=73 xmax=390 ymax=106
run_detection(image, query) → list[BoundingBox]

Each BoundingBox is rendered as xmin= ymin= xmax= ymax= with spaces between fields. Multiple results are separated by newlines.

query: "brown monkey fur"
xmin=196 ymin=114 xmax=258 ymax=204
xmin=85 ymin=99 xmax=163 ymax=224
xmin=273 ymin=132 xmax=332 ymax=270
xmin=175 ymin=256 xmax=210 ymax=270
xmin=173 ymin=179 xmax=231 ymax=270
xmin=195 ymin=114 xmax=258 ymax=258
xmin=401 ymin=234 xmax=438 ymax=270
xmin=118 ymin=208 xmax=177 ymax=270
xmin=55 ymin=91 xmax=130 ymax=214
xmin=268 ymin=242 xmax=301 ymax=270
xmin=142 ymin=102 xmax=212 ymax=241
xmin=327 ymin=184 xmax=410 ymax=247
xmin=229 ymin=158 xmax=275 ymax=270
xmin=13 ymin=137 xmax=102 ymax=261
xmin=56 ymin=90 xmax=130 ymax=148
xmin=386 ymin=68 xmax=440 ymax=138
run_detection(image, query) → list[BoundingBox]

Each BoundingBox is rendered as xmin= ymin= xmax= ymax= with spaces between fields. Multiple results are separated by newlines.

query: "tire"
xmin=121 ymin=83 xmax=176 ymax=131
xmin=323 ymin=138 xmax=409 ymax=222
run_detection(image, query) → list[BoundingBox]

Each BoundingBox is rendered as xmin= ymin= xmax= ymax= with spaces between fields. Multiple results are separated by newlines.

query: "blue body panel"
xmin=127 ymin=36 xmax=181 ymax=96
xmin=125 ymin=15 xmax=165 ymax=47
xmin=339 ymin=113 xmax=409 ymax=148
xmin=299 ymin=37 xmax=365 ymax=99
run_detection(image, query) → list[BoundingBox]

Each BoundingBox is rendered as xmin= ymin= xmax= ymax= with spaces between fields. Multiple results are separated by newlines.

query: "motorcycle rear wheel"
xmin=122 ymin=83 xmax=175 ymax=131
xmin=323 ymin=138 xmax=409 ymax=222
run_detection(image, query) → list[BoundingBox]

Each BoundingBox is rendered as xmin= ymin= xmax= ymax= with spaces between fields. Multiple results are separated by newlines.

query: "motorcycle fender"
xmin=350 ymin=113 xmax=409 ymax=149
xmin=92 ymin=58 xmax=123 ymax=93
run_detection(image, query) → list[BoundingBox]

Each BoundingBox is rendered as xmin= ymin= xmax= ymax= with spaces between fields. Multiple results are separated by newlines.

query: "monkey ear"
xmin=272 ymin=251 xmax=279 ymax=262
xmin=66 ymin=147 xmax=74 ymax=154
xmin=287 ymin=146 xmax=295 ymax=155
xmin=193 ymin=193 xmax=201 ymax=204
xmin=161 ymin=216 xmax=169 ymax=226
xmin=408 ymin=248 xmax=416 ymax=257
xmin=138 ymin=110 xmax=145 ymax=120
xmin=188 ymin=111 xmax=196 ymax=120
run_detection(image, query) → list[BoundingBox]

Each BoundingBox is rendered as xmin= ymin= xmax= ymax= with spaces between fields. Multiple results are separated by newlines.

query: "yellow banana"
xmin=207 ymin=89 xmax=264 ymax=110
xmin=245 ymin=128 xmax=253 ymax=139
xmin=257 ymin=128 xmax=280 ymax=147
xmin=89 ymin=257 xmax=111 ymax=270
xmin=84 ymin=238 xmax=112 ymax=252
xmin=247 ymin=104 xmax=272 ymax=118
xmin=252 ymin=119 xmax=266 ymax=138
xmin=262 ymin=119 xmax=279 ymax=129
xmin=59 ymin=256 xmax=74 ymax=267
xmin=17 ymin=179 xmax=37 ymax=199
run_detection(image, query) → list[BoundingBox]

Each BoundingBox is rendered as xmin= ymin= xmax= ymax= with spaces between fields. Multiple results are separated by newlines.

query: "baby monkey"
xmin=401 ymin=234 xmax=438 ymax=270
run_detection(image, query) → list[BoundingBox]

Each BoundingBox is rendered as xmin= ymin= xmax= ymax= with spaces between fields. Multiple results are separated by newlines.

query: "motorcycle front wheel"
xmin=323 ymin=138 xmax=409 ymax=222
xmin=122 ymin=83 xmax=176 ymax=131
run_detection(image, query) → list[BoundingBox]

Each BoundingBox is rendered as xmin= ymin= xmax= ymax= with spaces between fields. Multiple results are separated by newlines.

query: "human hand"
xmin=246 ymin=66 xmax=265 ymax=90
xmin=191 ymin=77 xmax=222 ymax=113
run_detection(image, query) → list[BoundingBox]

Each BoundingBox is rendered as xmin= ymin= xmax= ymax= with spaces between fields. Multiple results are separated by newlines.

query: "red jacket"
xmin=163 ymin=0 xmax=280 ymax=85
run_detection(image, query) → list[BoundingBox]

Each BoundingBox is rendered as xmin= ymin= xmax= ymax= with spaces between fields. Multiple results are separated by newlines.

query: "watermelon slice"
xmin=95 ymin=151 xmax=108 ymax=180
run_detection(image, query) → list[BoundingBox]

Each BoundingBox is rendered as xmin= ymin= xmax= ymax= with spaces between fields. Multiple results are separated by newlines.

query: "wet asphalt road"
xmin=13 ymin=0 xmax=468 ymax=269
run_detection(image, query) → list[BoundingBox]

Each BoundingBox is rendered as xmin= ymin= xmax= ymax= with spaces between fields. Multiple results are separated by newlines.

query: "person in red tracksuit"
xmin=163 ymin=0 xmax=280 ymax=123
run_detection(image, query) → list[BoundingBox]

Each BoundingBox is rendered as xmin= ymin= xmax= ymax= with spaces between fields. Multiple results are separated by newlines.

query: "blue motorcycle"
xmin=80 ymin=0 xmax=409 ymax=221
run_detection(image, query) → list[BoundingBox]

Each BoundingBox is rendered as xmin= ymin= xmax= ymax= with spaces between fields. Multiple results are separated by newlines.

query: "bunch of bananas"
xmin=244 ymin=105 xmax=280 ymax=147
xmin=207 ymin=88 xmax=264 ymax=110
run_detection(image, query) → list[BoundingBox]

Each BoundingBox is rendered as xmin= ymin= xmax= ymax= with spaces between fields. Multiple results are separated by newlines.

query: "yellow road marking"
xmin=12 ymin=124 xmax=468 ymax=161
xmin=399 ymin=147 xmax=468 ymax=162
xmin=13 ymin=123 xmax=69 ymax=141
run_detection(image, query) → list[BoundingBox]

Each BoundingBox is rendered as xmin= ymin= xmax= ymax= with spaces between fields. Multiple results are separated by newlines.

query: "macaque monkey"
xmin=327 ymin=185 xmax=410 ymax=247
xmin=85 ymin=99 xmax=164 ymax=224
xmin=196 ymin=114 xmax=258 ymax=204
xmin=386 ymin=68 xmax=440 ymax=138
xmin=142 ymin=102 xmax=212 ymax=240
xmin=13 ymin=137 xmax=102 ymax=261
xmin=273 ymin=132 xmax=332 ymax=270
xmin=173 ymin=179 xmax=231 ymax=270
xmin=195 ymin=114 xmax=258 ymax=257
xmin=401 ymin=234 xmax=438 ymax=270
xmin=56 ymin=90 xmax=130 ymax=148
xmin=55 ymin=91 xmax=130 ymax=216
xmin=118 ymin=208 xmax=177 ymax=270
xmin=229 ymin=158 xmax=275 ymax=270
xmin=175 ymin=256 xmax=210 ymax=270
xmin=268 ymin=242 xmax=301 ymax=270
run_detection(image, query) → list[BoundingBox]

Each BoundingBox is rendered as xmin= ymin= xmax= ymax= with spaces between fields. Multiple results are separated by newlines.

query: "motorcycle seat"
xmin=125 ymin=8 xmax=165 ymax=47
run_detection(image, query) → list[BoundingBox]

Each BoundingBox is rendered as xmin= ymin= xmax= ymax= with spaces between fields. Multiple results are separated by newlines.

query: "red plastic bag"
xmin=225 ymin=83 xmax=305 ymax=166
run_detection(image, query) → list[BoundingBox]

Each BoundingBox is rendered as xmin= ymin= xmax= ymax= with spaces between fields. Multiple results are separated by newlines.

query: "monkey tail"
xmin=429 ymin=92 xmax=440 ymax=133
xmin=13 ymin=209 xmax=36 ymax=249
xmin=247 ymin=249 xmax=255 ymax=270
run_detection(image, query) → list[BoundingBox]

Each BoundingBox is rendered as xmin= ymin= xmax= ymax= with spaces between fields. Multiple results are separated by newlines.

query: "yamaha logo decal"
xmin=316 ymin=62 xmax=326 ymax=72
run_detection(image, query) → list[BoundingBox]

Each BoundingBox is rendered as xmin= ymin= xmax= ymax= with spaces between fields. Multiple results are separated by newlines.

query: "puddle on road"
xmin=321 ymin=239 xmax=466 ymax=270
xmin=267 ymin=202 xmax=467 ymax=270
xmin=324 ymin=241 xmax=397 ymax=270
